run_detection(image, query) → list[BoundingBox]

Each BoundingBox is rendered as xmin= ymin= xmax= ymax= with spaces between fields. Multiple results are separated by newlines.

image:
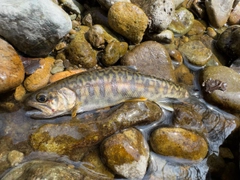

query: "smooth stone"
xmin=97 ymin=0 xmax=130 ymax=9
xmin=173 ymin=0 xmax=184 ymax=8
xmin=0 ymin=0 xmax=72 ymax=57
xmin=101 ymin=128 xmax=149 ymax=179
xmin=59 ymin=0 xmax=84 ymax=14
xmin=174 ymin=64 xmax=194 ymax=85
xmin=205 ymin=0 xmax=235 ymax=28
xmin=81 ymin=149 xmax=114 ymax=179
xmin=7 ymin=150 xmax=24 ymax=167
xmin=179 ymin=40 xmax=212 ymax=66
xmin=121 ymin=41 xmax=176 ymax=82
xmin=150 ymin=127 xmax=208 ymax=161
xmin=228 ymin=2 xmax=240 ymax=25
xmin=30 ymin=101 xmax=162 ymax=155
xmin=1 ymin=160 xmax=84 ymax=180
xmin=23 ymin=57 xmax=55 ymax=92
xmin=187 ymin=20 xmax=206 ymax=36
xmin=202 ymin=66 xmax=240 ymax=111
xmin=0 ymin=39 xmax=25 ymax=94
xmin=108 ymin=2 xmax=148 ymax=44
xmin=66 ymin=26 xmax=97 ymax=68
xmin=14 ymin=84 xmax=26 ymax=102
xmin=216 ymin=25 xmax=240 ymax=59
xmin=50 ymin=59 xmax=64 ymax=74
xmin=168 ymin=7 xmax=194 ymax=35
xmin=146 ymin=29 xmax=175 ymax=44
xmin=101 ymin=41 xmax=128 ymax=66
xmin=131 ymin=0 xmax=175 ymax=32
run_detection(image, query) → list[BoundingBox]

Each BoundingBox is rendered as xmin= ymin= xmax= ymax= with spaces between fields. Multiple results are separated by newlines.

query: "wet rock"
xmin=0 ymin=136 xmax=13 ymax=174
xmin=1 ymin=160 xmax=84 ymax=180
xmin=14 ymin=84 xmax=26 ymax=102
xmin=66 ymin=26 xmax=97 ymax=68
xmin=81 ymin=149 xmax=114 ymax=179
xmin=205 ymin=0 xmax=235 ymax=28
xmin=0 ymin=39 xmax=25 ymax=94
xmin=150 ymin=127 xmax=208 ymax=161
xmin=0 ymin=0 xmax=72 ymax=57
xmin=219 ymin=147 xmax=234 ymax=159
xmin=187 ymin=20 xmax=206 ymax=36
xmin=108 ymin=2 xmax=148 ymax=44
xmin=216 ymin=25 xmax=240 ymax=59
xmin=228 ymin=1 xmax=240 ymax=25
xmin=51 ymin=59 xmax=65 ymax=74
xmin=121 ymin=41 xmax=176 ymax=82
xmin=97 ymin=0 xmax=130 ymax=9
xmin=7 ymin=150 xmax=24 ymax=167
xmin=146 ymin=30 xmax=175 ymax=44
xmin=132 ymin=0 xmax=175 ymax=32
xmin=201 ymin=65 xmax=240 ymax=111
xmin=173 ymin=98 xmax=238 ymax=154
xmin=173 ymin=0 xmax=185 ymax=8
xmin=49 ymin=68 xmax=86 ymax=83
xmin=30 ymin=101 xmax=162 ymax=155
xmin=84 ymin=7 xmax=109 ymax=28
xmin=85 ymin=24 xmax=121 ymax=49
xmin=147 ymin=152 xmax=208 ymax=179
xmin=59 ymin=0 xmax=84 ymax=14
xmin=174 ymin=64 xmax=194 ymax=85
xmin=101 ymin=41 xmax=128 ymax=66
xmin=168 ymin=7 xmax=194 ymax=35
xmin=23 ymin=57 xmax=55 ymax=92
xmin=179 ymin=40 xmax=212 ymax=66
xmin=101 ymin=128 xmax=149 ymax=179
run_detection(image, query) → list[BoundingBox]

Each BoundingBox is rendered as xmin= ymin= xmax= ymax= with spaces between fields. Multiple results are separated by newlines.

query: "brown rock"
xmin=121 ymin=41 xmax=176 ymax=81
xmin=0 ymin=38 xmax=25 ymax=93
xmin=228 ymin=2 xmax=240 ymax=25
xmin=24 ymin=57 xmax=55 ymax=92
xmin=101 ymin=128 xmax=149 ymax=179
xmin=108 ymin=2 xmax=148 ymax=44
xmin=150 ymin=127 xmax=208 ymax=161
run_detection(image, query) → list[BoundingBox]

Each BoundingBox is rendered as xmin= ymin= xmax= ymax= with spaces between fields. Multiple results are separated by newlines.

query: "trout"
xmin=25 ymin=66 xmax=189 ymax=118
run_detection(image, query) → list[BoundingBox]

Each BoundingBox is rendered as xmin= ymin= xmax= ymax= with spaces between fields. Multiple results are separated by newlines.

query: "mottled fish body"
xmin=25 ymin=66 xmax=189 ymax=118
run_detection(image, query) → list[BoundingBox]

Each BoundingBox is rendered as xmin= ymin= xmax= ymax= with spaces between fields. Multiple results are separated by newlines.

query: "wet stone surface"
xmin=0 ymin=0 xmax=240 ymax=179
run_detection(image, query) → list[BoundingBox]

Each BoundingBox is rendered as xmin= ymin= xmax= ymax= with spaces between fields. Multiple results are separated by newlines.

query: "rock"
xmin=1 ymin=160 xmax=84 ymax=180
xmin=201 ymin=65 xmax=240 ymax=111
xmin=0 ymin=39 xmax=25 ymax=93
xmin=85 ymin=24 xmax=121 ymax=49
xmin=97 ymin=0 xmax=131 ymax=9
xmin=49 ymin=68 xmax=86 ymax=83
xmin=101 ymin=41 xmax=128 ymax=66
xmin=131 ymin=0 xmax=175 ymax=32
xmin=179 ymin=40 xmax=212 ymax=66
xmin=216 ymin=25 xmax=240 ymax=59
xmin=174 ymin=64 xmax=194 ymax=85
xmin=173 ymin=0 xmax=184 ymax=8
xmin=146 ymin=30 xmax=175 ymax=44
xmin=7 ymin=150 xmax=24 ymax=167
xmin=50 ymin=59 xmax=65 ymax=74
xmin=30 ymin=101 xmax=162 ymax=155
xmin=0 ymin=0 xmax=72 ymax=57
xmin=84 ymin=7 xmax=109 ymax=28
xmin=66 ymin=26 xmax=97 ymax=68
xmin=150 ymin=127 xmax=208 ymax=161
xmin=173 ymin=97 xmax=238 ymax=154
xmin=168 ymin=7 xmax=194 ymax=35
xmin=81 ymin=149 xmax=114 ymax=179
xmin=187 ymin=20 xmax=206 ymax=36
xmin=228 ymin=1 xmax=240 ymax=25
xmin=101 ymin=128 xmax=149 ymax=179
xmin=108 ymin=2 xmax=148 ymax=44
xmin=23 ymin=57 xmax=55 ymax=92
xmin=59 ymin=0 xmax=84 ymax=14
xmin=205 ymin=0 xmax=235 ymax=28
xmin=121 ymin=41 xmax=176 ymax=82
xmin=0 ymin=136 xmax=13 ymax=174
xmin=14 ymin=84 xmax=26 ymax=102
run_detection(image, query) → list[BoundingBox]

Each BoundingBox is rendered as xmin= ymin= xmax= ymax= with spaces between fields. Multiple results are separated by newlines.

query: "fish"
xmin=24 ymin=66 xmax=189 ymax=118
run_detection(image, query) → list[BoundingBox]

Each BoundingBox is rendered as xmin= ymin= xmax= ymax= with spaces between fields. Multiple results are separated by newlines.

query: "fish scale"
xmin=25 ymin=66 xmax=189 ymax=118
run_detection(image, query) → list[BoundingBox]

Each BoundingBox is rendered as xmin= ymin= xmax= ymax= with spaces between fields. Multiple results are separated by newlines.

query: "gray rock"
xmin=0 ymin=0 xmax=72 ymax=57
xmin=131 ymin=0 xmax=175 ymax=32
xmin=205 ymin=0 xmax=235 ymax=28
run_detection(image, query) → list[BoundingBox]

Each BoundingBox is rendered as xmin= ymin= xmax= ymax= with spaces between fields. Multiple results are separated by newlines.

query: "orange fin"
xmin=125 ymin=97 xmax=147 ymax=102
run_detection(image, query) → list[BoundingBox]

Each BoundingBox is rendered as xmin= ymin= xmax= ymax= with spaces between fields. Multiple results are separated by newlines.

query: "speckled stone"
xmin=101 ymin=128 xmax=149 ymax=179
xmin=108 ymin=2 xmax=148 ymax=44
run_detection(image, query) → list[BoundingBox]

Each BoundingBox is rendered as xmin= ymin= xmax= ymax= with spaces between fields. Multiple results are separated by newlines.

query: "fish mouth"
xmin=25 ymin=101 xmax=53 ymax=119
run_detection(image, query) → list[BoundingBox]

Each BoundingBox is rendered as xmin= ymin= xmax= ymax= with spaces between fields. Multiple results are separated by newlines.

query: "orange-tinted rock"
xmin=0 ymin=38 xmax=24 ymax=93
xmin=24 ymin=57 xmax=55 ymax=92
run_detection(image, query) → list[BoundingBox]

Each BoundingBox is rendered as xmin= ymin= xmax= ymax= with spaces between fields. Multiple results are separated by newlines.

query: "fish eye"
xmin=36 ymin=93 xmax=48 ymax=103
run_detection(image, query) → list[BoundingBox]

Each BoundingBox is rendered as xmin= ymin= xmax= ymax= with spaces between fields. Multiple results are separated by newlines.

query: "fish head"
xmin=25 ymin=87 xmax=76 ymax=118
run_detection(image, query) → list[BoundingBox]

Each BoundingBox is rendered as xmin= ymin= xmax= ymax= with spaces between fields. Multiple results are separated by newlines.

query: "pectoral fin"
xmin=71 ymin=102 xmax=82 ymax=118
xmin=155 ymin=101 xmax=174 ymax=111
